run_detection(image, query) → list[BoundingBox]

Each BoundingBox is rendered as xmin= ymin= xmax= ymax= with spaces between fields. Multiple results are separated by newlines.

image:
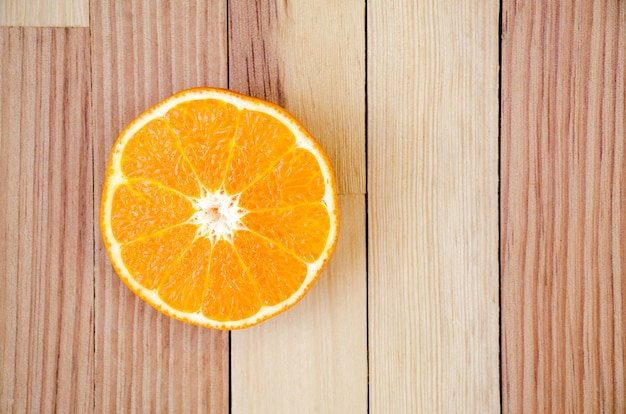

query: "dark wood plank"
xmin=90 ymin=1 xmax=229 ymax=411
xmin=0 ymin=27 xmax=94 ymax=413
xmin=501 ymin=1 xmax=626 ymax=412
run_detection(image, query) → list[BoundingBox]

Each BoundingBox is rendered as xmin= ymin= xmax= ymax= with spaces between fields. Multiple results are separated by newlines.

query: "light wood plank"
xmin=232 ymin=195 xmax=367 ymax=414
xmin=368 ymin=1 xmax=500 ymax=412
xmin=0 ymin=0 xmax=89 ymax=27
xmin=229 ymin=2 xmax=367 ymax=412
xmin=501 ymin=1 xmax=626 ymax=412
xmin=0 ymin=27 xmax=93 ymax=413
xmin=229 ymin=0 xmax=365 ymax=195
xmin=90 ymin=1 xmax=229 ymax=412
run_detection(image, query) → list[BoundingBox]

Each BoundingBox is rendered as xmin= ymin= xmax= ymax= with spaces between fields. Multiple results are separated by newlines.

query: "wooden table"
xmin=1 ymin=1 xmax=624 ymax=412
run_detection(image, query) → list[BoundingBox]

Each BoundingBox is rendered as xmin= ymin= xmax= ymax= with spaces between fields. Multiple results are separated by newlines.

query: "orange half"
xmin=100 ymin=87 xmax=339 ymax=330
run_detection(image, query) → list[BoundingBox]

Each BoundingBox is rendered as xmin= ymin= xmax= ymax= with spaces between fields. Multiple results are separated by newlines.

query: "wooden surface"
xmin=232 ymin=196 xmax=367 ymax=413
xmin=229 ymin=2 xmax=367 ymax=413
xmin=368 ymin=1 xmax=500 ymax=412
xmin=228 ymin=0 xmax=365 ymax=195
xmin=1 ymin=0 xmax=624 ymax=413
xmin=0 ymin=0 xmax=89 ymax=27
xmin=90 ymin=1 xmax=229 ymax=412
xmin=0 ymin=28 xmax=93 ymax=413
xmin=501 ymin=1 xmax=626 ymax=412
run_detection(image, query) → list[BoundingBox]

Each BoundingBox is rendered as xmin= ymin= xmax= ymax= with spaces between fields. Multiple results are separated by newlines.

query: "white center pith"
xmin=189 ymin=189 xmax=246 ymax=244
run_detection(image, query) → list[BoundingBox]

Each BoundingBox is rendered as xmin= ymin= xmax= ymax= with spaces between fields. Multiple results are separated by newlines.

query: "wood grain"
xmin=8 ymin=0 xmax=626 ymax=411
xmin=90 ymin=1 xmax=229 ymax=411
xmin=0 ymin=0 xmax=89 ymax=27
xmin=368 ymin=1 xmax=500 ymax=412
xmin=232 ymin=195 xmax=367 ymax=414
xmin=0 ymin=28 xmax=93 ymax=413
xmin=229 ymin=0 xmax=366 ymax=195
xmin=501 ymin=1 xmax=626 ymax=412
xmin=229 ymin=1 xmax=367 ymax=412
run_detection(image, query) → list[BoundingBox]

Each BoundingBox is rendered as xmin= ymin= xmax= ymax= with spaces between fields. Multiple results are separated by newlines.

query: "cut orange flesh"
xmin=100 ymin=87 xmax=339 ymax=330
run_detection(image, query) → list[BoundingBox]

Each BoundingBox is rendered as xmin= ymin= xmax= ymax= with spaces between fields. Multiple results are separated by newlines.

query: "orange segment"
xmin=234 ymin=230 xmax=308 ymax=306
xmin=202 ymin=240 xmax=262 ymax=322
xmin=242 ymin=203 xmax=331 ymax=263
xmin=165 ymin=100 xmax=239 ymax=191
xmin=238 ymin=148 xmax=325 ymax=210
xmin=120 ymin=224 xmax=197 ymax=289
xmin=158 ymin=237 xmax=212 ymax=313
xmin=224 ymin=110 xmax=296 ymax=194
xmin=101 ymin=87 xmax=339 ymax=330
xmin=121 ymin=118 xmax=201 ymax=197
xmin=110 ymin=180 xmax=196 ymax=243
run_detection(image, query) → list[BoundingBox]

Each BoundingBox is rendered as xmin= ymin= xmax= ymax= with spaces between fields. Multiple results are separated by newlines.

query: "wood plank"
xmin=0 ymin=0 xmax=89 ymax=27
xmin=229 ymin=2 xmax=367 ymax=412
xmin=501 ymin=1 xmax=626 ymax=412
xmin=0 ymin=27 xmax=93 ymax=413
xmin=231 ymin=195 xmax=367 ymax=414
xmin=90 ymin=1 xmax=229 ymax=412
xmin=229 ymin=0 xmax=365 ymax=195
xmin=368 ymin=1 xmax=500 ymax=412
